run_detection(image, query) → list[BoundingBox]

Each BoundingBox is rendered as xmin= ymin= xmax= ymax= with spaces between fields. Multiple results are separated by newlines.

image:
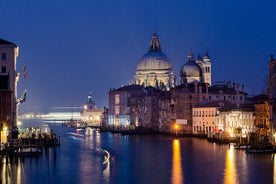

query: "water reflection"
xmin=272 ymin=154 xmax=276 ymax=183
xmin=223 ymin=145 xmax=238 ymax=184
xmin=171 ymin=139 xmax=184 ymax=184
xmin=1 ymin=157 xmax=24 ymax=184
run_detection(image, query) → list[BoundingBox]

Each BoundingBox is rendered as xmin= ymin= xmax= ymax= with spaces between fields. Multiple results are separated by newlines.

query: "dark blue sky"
xmin=1 ymin=0 xmax=275 ymax=113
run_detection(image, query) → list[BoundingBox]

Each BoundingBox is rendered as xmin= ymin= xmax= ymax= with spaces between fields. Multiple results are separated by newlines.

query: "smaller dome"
xmin=180 ymin=51 xmax=202 ymax=79
xmin=180 ymin=60 xmax=202 ymax=78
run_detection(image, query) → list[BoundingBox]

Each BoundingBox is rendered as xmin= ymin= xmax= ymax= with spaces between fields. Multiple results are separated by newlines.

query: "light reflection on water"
xmin=223 ymin=145 xmax=238 ymax=184
xmin=171 ymin=139 xmax=183 ymax=184
xmin=1 ymin=157 xmax=24 ymax=184
xmin=274 ymin=154 xmax=276 ymax=184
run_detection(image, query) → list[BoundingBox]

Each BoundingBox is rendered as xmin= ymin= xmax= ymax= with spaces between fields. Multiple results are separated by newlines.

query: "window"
xmin=1 ymin=53 xmax=6 ymax=60
xmin=1 ymin=66 xmax=6 ymax=73
xmin=115 ymin=94 xmax=120 ymax=104
xmin=115 ymin=106 xmax=120 ymax=115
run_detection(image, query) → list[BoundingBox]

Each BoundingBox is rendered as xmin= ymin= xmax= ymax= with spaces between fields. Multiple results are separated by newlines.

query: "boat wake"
xmin=67 ymin=132 xmax=85 ymax=140
xmin=101 ymin=149 xmax=111 ymax=181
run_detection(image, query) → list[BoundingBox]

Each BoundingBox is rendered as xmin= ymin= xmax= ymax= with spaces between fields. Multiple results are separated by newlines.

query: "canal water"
xmin=1 ymin=120 xmax=275 ymax=184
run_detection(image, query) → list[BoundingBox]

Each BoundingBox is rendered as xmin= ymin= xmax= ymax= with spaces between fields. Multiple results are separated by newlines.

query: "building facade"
xmin=268 ymin=56 xmax=276 ymax=138
xmin=81 ymin=93 xmax=104 ymax=127
xmin=0 ymin=39 xmax=20 ymax=143
xmin=193 ymin=101 xmax=255 ymax=138
xmin=108 ymin=85 xmax=145 ymax=127
xmin=193 ymin=106 xmax=220 ymax=137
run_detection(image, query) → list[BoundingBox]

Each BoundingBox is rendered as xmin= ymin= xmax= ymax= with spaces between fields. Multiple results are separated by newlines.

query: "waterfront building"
xmin=170 ymin=82 xmax=208 ymax=133
xmin=219 ymin=104 xmax=255 ymax=138
xmin=128 ymin=86 xmax=161 ymax=130
xmin=158 ymin=91 xmax=173 ymax=132
xmin=134 ymin=31 xmax=175 ymax=90
xmin=0 ymin=39 xmax=20 ymax=143
xmin=81 ymin=93 xmax=104 ymax=126
xmin=108 ymin=85 xmax=145 ymax=127
xmin=193 ymin=101 xmax=255 ymax=138
xmin=192 ymin=102 xmax=220 ymax=137
xmin=268 ymin=55 xmax=276 ymax=140
xmin=249 ymin=94 xmax=271 ymax=142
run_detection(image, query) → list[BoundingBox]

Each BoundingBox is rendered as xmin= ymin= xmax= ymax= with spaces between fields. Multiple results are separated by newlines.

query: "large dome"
xmin=135 ymin=31 xmax=175 ymax=90
xmin=136 ymin=51 xmax=173 ymax=71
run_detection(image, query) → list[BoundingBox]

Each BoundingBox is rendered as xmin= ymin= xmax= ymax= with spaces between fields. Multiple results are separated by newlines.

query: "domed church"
xmin=135 ymin=31 xmax=175 ymax=90
xmin=179 ymin=50 xmax=212 ymax=85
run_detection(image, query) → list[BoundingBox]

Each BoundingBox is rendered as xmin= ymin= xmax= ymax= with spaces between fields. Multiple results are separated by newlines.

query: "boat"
xmin=85 ymin=127 xmax=93 ymax=136
xmin=17 ymin=147 xmax=42 ymax=157
xmin=234 ymin=144 xmax=252 ymax=150
xmin=246 ymin=145 xmax=276 ymax=154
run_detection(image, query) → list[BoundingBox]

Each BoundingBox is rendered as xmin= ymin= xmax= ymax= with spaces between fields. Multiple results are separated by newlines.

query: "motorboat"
xmin=17 ymin=147 xmax=42 ymax=157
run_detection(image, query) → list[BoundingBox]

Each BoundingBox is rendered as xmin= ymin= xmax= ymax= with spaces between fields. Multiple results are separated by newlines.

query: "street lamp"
xmin=174 ymin=124 xmax=179 ymax=136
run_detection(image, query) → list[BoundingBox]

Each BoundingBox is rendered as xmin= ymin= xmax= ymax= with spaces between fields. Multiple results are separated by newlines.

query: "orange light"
xmin=174 ymin=124 xmax=179 ymax=130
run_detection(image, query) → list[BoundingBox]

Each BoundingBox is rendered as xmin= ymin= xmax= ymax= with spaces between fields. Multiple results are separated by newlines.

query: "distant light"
xmin=17 ymin=121 xmax=22 ymax=126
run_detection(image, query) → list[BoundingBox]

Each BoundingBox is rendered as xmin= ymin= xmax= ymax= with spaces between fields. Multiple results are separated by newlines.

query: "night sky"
xmin=1 ymin=0 xmax=275 ymax=113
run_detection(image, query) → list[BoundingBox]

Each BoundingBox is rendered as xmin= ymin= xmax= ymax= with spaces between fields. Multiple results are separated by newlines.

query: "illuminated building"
xmin=128 ymin=86 xmax=161 ymax=130
xmin=249 ymin=94 xmax=270 ymax=141
xmin=192 ymin=104 xmax=220 ymax=137
xmin=108 ymin=85 xmax=169 ymax=130
xmin=269 ymin=55 xmax=276 ymax=140
xmin=108 ymin=85 xmax=145 ymax=127
xmin=135 ymin=31 xmax=175 ymax=90
xmin=193 ymin=101 xmax=255 ymax=138
xmin=107 ymin=31 xmax=250 ymax=134
xmin=81 ymin=93 xmax=104 ymax=126
xmin=0 ymin=39 xmax=20 ymax=143
xmin=170 ymin=83 xmax=208 ymax=133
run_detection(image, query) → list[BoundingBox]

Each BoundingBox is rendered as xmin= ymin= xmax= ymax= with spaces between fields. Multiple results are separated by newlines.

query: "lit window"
xmin=115 ymin=106 xmax=120 ymax=115
xmin=115 ymin=94 xmax=120 ymax=105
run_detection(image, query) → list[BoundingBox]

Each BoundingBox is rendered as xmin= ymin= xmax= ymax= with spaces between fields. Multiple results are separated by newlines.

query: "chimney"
xmin=236 ymin=83 xmax=240 ymax=95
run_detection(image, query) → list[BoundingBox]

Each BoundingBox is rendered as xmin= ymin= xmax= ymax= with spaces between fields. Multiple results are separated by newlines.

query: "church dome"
xmin=180 ymin=61 xmax=202 ymax=78
xmin=137 ymin=51 xmax=172 ymax=71
xmin=136 ymin=32 xmax=173 ymax=71
xmin=135 ymin=31 xmax=175 ymax=90
xmin=180 ymin=51 xmax=202 ymax=82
